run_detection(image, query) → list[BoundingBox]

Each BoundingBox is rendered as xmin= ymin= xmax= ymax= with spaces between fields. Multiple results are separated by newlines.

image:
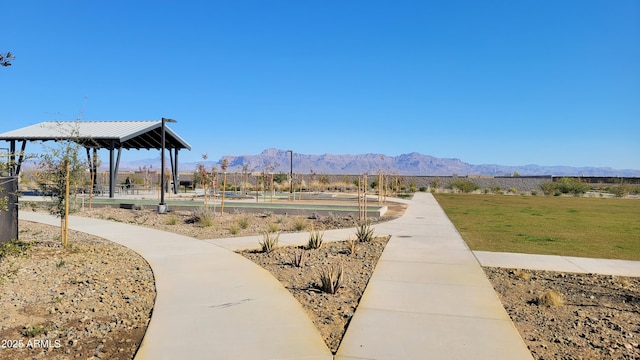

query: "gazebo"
xmin=0 ymin=120 xmax=191 ymax=198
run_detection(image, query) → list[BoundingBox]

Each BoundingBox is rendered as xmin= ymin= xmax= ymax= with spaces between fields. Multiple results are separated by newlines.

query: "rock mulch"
xmin=239 ymin=235 xmax=389 ymax=353
xmin=485 ymin=267 xmax=640 ymax=360
xmin=0 ymin=221 xmax=155 ymax=360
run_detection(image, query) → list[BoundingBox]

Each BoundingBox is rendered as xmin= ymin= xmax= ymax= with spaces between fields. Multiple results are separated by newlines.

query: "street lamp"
xmin=287 ymin=150 xmax=293 ymax=195
xmin=159 ymin=117 xmax=177 ymax=214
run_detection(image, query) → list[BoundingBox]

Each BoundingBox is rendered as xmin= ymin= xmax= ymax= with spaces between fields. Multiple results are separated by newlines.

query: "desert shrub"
xmin=165 ymin=215 xmax=178 ymax=225
xmin=409 ymin=182 xmax=417 ymax=192
xmin=22 ymin=324 xmax=48 ymax=338
xmin=609 ymin=185 xmax=627 ymax=197
xmin=537 ymin=290 xmax=564 ymax=307
xmin=307 ymin=227 xmax=324 ymax=249
xmin=0 ymin=240 xmax=33 ymax=260
xmin=610 ymin=184 xmax=640 ymax=197
xmin=194 ymin=209 xmax=215 ymax=227
xmin=259 ymin=232 xmax=279 ymax=253
xmin=268 ymin=223 xmax=280 ymax=233
xmin=355 ymin=221 xmax=375 ymax=242
xmin=447 ymin=179 xmax=480 ymax=193
xmin=229 ymin=224 xmax=240 ymax=235
xmin=293 ymin=217 xmax=308 ymax=231
xmin=541 ymin=178 xmax=590 ymax=196
xmin=555 ymin=177 xmax=590 ymax=195
xmin=238 ymin=217 xmax=250 ymax=229
xmin=419 ymin=186 xmax=428 ymax=192
xmin=539 ymin=181 xmax=556 ymax=195
xmin=513 ymin=269 xmax=531 ymax=281
xmin=318 ymin=263 xmax=344 ymax=294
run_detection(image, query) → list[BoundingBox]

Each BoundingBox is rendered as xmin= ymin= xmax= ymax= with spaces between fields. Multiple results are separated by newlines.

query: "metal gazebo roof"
xmin=0 ymin=120 xmax=191 ymax=150
xmin=0 ymin=120 xmax=191 ymax=198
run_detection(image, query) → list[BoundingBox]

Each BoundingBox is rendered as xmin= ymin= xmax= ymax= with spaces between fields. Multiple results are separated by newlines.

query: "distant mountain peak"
xmin=116 ymin=148 xmax=640 ymax=176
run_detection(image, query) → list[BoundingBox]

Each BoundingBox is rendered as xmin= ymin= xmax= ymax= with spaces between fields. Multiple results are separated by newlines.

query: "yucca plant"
xmin=291 ymin=249 xmax=306 ymax=268
xmin=307 ymin=227 xmax=324 ymax=249
xmin=318 ymin=263 xmax=344 ymax=294
xmin=259 ymin=231 xmax=280 ymax=253
xmin=355 ymin=221 xmax=375 ymax=242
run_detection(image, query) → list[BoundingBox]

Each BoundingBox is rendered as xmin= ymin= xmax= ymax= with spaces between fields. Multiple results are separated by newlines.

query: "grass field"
xmin=433 ymin=194 xmax=640 ymax=261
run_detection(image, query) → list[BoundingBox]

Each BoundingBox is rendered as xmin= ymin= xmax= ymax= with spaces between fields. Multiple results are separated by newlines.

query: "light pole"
xmin=159 ymin=117 xmax=177 ymax=213
xmin=287 ymin=150 xmax=293 ymax=195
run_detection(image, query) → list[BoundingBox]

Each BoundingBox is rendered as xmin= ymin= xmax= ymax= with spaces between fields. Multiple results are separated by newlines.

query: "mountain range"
xmin=118 ymin=148 xmax=640 ymax=177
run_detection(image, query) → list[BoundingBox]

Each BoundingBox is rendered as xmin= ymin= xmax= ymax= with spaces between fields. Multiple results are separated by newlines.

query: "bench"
xmin=194 ymin=189 xmax=218 ymax=197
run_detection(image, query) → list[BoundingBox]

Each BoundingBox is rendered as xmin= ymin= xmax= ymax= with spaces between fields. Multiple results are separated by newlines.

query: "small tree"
xmin=241 ymin=164 xmax=249 ymax=195
xmin=87 ymin=148 xmax=101 ymax=210
xmin=197 ymin=154 xmax=212 ymax=209
xmin=220 ymin=159 xmax=228 ymax=215
xmin=38 ymin=126 xmax=89 ymax=247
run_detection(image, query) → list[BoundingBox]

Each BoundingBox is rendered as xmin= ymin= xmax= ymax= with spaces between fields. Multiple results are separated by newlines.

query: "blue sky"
xmin=2 ymin=0 xmax=639 ymax=170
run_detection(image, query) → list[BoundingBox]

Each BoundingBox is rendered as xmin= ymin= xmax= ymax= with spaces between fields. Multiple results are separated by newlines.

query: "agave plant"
xmin=347 ymin=236 xmax=357 ymax=256
xmin=259 ymin=231 xmax=280 ymax=253
xmin=318 ymin=263 xmax=344 ymax=294
xmin=355 ymin=221 xmax=375 ymax=242
xmin=307 ymin=226 xmax=324 ymax=249
xmin=291 ymin=248 xmax=306 ymax=268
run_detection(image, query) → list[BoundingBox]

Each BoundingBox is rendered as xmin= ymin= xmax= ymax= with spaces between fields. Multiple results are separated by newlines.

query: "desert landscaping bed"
xmin=3 ymin=199 xmax=639 ymax=359
xmin=0 ymin=221 xmax=154 ymax=360
xmin=239 ymin=235 xmax=389 ymax=353
xmin=485 ymin=267 xmax=640 ymax=360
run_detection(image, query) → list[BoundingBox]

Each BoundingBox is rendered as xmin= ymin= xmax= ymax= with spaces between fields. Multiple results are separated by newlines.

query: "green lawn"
xmin=433 ymin=194 xmax=640 ymax=260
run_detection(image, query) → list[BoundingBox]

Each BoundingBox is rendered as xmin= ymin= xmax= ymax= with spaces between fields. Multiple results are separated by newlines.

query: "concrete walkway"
xmin=19 ymin=212 xmax=332 ymax=360
xmin=474 ymin=251 xmax=640 ymax=277
xmin=19 ymin=192 xmax=640 ymax=360
xmin=334 ymin=193 xmax=533 ymax=360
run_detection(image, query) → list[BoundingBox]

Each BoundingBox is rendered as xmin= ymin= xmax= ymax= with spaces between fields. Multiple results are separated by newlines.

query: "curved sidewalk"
xmin=19 ymin=211 xmax=332 ymax=360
